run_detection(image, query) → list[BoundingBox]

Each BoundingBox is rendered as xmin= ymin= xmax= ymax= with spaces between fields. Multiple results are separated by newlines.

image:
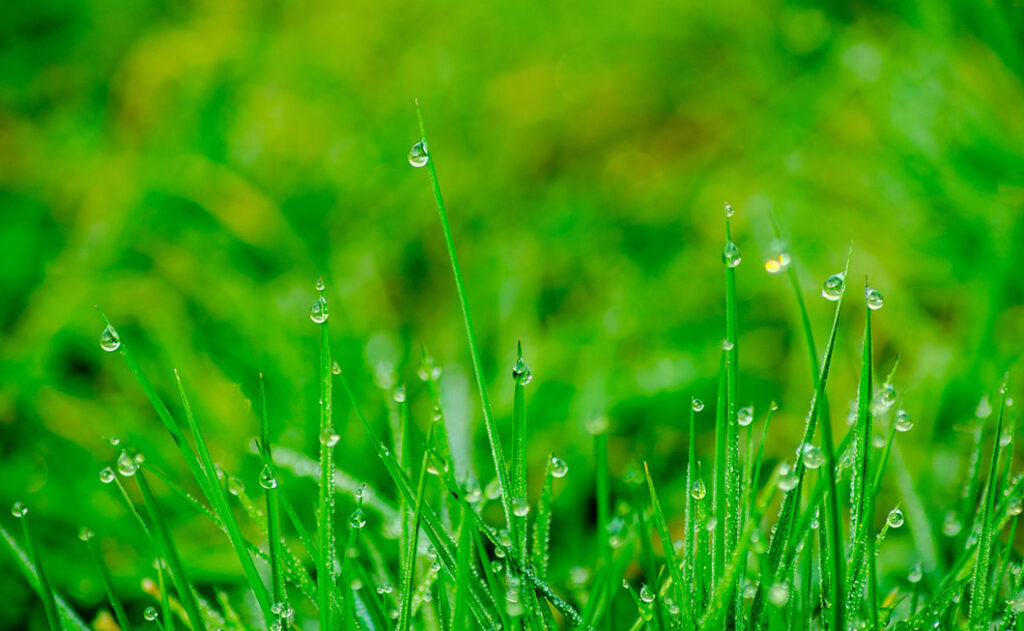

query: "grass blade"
xmin=314 ymin=285 xmax=337 ymax=629
xmin=397 ymin=423 xmax=435 ymax=631
xmin=14 ymin=508 xmax=63 ymax=631
xmin=531 ymin=455 xmax=556 ymax=580
xmin=645 ymin=462 xmax=695 ymax=628
xmin=82 ymin=532 xmax=134 ymax=631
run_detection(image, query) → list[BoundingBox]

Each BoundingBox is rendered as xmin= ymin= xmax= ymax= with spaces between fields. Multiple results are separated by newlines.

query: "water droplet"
xmin=392 ymin=385 xmax=406 ymax=403
xmin=100 ymin=325 xmax=121 ymax=352
xmin=977 ymin=395 xmax=993 ymax=419
xmin=1011 ymin=591 xmax=1024 ymax=613
xmin=498 ymin=529 xmax=513 ymax=548
xmin=895 ymin=409 xmax=913 ymax=432
xmin=722 ymin=338 xmax=735 ymax=351
xmin=722 ymin=241 xmax=742 ymax=268
xmin=408 ymin=141 xmax=429 ymax=167
xmin=259 ymin=464 xmax=278 ymax=490
xmin=320 ymin=428 xmax=340 ymax=447
xmin=1001 ymin=431 xmax=1013 ymax=447
xmin=586 ymin=415 xmax=609 ymax=435
xmin=822 ymin=273 xmax=845 ymax=301
xmin=550 ymin=456 xmax=569 ymax=478
xmin=144 ymin=606 xmax=159 ymax=621
xmin=107 ymin=436 xmax=121 ymax=447
xmin=639 ymin=584 xmax=655 ymax=603
xmin=691 ymin=397 xmax=704 ymax=412
xmin=690 ymin=478 xmax=707 ymax=500
xmin=310 ymin=296 xmax=328 ymax=324
xmin=1008 ymin=496 xmax=1023 ymax=517
xmin=99 ymin=467 xmax=116 ymax=484
xmin=485 ymin=478 xmax=502 ymax=500
xmin=512 ymin=356 xmax=532 ymax=386
xmin=464 ymin=480 xmax=483 ymax=503
xmin=350 ymin=508 xmax=366 ymax=529
xmin=866 ymin=288 xmax=884 ymax=310
xmin=331 ymin=361 xmax=341 ymax=375
xmin=768 ymin=582 xmax=790 ymax=606
xmin=880 ymin=382 xmax=897 ymax=409
xmin=943 ymin=511 xmax=962 ymax=536
xmin=315 ymin=276 xmax=325 ymax=292
xmin=78 ymin=526 xmax=94 ymax=542
xmin=117 ymin=452 xmax=138 ymax=477
xmin=887 ymin=507 xmax=904 ymax=528
xmin=802 ymin=443 xmax=824 ymax=469
xmin=512 ymin=497 xmax=530 ymax=517
xmin=227 ymin=477 xmax=245 ymax=496
xmin=776 ymin=462 xmax=799 ymax=492
xmin=11 ymin=502 xmax=27 ymax=518
xmin=908 ymin=563 xmax=923 ymax=583
xmin=737 ymin=406 xmax=753 ymax=427
xmin=724 ymin=202 xmax=734 ymax=218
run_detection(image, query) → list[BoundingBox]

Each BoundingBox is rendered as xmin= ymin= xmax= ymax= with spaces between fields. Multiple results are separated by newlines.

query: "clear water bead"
xmin=310 ymin=296 xmax=328 ymax=324
xmin=908 ymin=563 xmax=923 ymax=583
xmin=639 ymin=584 xmax=655 ymax=603
xmin=11 ymin=502 xmax=27 ymax=518
xmin=408 ymin=141 xmax=429 ymax=167
xmin=392 ymin=385 xmax=406 ymax=403
xmin=866 ymin=288 xmax=884 ymax=310
xmin=99 ymin=467 xmax=116 ymax=484
xmin=737 ymin=406 xmax=753 ymax=426
xmin=79 ymin=527 xmax=94 ymax=542
xmin=485 ymin=478 xmax=502 ymax=500
xmin=777 ymin=463 xmax=799 ymax=491
xmin=690 ymin=479 xmax=707 ymax=500
xmin=722 ymin=241 xmax=742 ymax=268
xmin=512 ymin=497 xmax=530 ymax=517
xmin=350 ymin=508 xmax=366 ymax=529
xmin=880 ymin=383 xmax=897 ymax=409
xmin=550 ymin=456 xmax=569 ymax=478
xmin=887 ymin=507 xmax=905 ymax=528
xmin=100 ymin=325 xmax=121 ymax=352
xmin=331 ymin=361 xmax=341 ymax=375
xmin=227 ymin=477 xmax=245 ymax=496
xmin=724 ymin=202 xmax=735 ymax=218
xmin=259 ymin=464 xmax=278 ymax=490
xmin=822 ymin=273 xmax=845 ymax=301
xmin=512 ymin=356 xmax=533 ymax=386
xmin=117 ymin=452 xmax=138 ymax=476
xmin=144 ymin=606 xmax=159 ymax=621
xmin=895 ymin=409 xmax=913 ymax=432
xmin=802 ymin=443 xmax=824 ymax=469
xmin=315 ymin=276 xmax=325 ymax=291
xmin=768 ymin=582 xmax=790 ymax=606
xmin=691 ymin=397 xmax=704 ymax=412
xmin=320 ymin=428 xmax=340 ymax=447
xmin=1008 ymin=496 xmax=1023 ymax=517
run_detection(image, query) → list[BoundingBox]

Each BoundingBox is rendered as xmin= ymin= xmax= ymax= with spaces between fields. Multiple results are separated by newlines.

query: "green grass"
xmin=3 ymin=114 xmax=1022 ymax=631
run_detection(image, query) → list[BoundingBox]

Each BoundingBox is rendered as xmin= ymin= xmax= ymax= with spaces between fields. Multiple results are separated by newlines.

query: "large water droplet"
xmin=144 ymin=607 xmax=159 ymax=621
xmin=350 ymin=508 xmax=366 ymax=529
xmin=100 ymin=325 xmax=121 ymax=352
xmin=512 ymin=497 xmax=530 ymax=517
xmin=117 ymin=452 xmax=138 ymax=477
xmin=866 ymin=288 xmax=884 ymax=310
xmin=639 ymin=584 xmax=655 ymax=603
xmin=259 ymin=464 xmax=278 ymax=490
xmin=485 ymin=478 xmax=502 ymax=500
xmin=894 ymin=409 xmax=913 ymax=432
xmin=1008 ymin=496 xmax=1023 ymax=517
xmin=887 ymin=507 xmax=904 ymax=528
xmin=392 ymin=385 xmax=406 ymax=403
xmin=320 ymin=428 xmax=340 ymax=447
xmin=724 ymin=202 xmax=735 ymax=218
xmin=99 ymin=467 xmax=116 ymax=484
xmin=550 ymin=456 xmax=569 ymax=478
xmin=908 ymin=563 xmax=923 ymax=584
xmin=408 ymin=141 xmax=429 ymax=167
xmin=512 ymin=356 xmax=532 ymax=386
xmin=227 ymin=477 xmax=245 ymax=496
xmin=768 ymin=582 xmax=790 ymax=606
xmin=722 ymin=241 xmax=742 ymax=268
xmin=737 ymin=406 xmax=753 ymax=427
xmin=315 ymin=277 xmax=325 ymax=292
xmin=691 ymin=397 xmax=704 ymax=412
xmin=331 ymin=361 xmax=341 ymax=375
xmin=690 ymin=479 xmax=707 ymax=500
xmin=822 ymin=273 xmax=845 ymax=301
xmin=802 ymin=443 xmax=824 ymax=469
xmin=776 ymin=462 xmax=799 ymax=491
xmin=880 ymin=383 xmax=896 ymax=409
xmin=310 ymin=296 xmax=328 ymax=324
xmin=11 ymin=502 xmax=27 ymax=518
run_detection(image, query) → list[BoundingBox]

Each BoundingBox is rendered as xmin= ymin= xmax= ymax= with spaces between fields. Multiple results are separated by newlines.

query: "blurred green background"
xmin=1 ymin=0 xmax=1023 ymax=627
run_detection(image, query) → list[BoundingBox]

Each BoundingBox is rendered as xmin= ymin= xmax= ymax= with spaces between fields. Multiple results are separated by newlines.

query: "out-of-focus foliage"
xmin=0 ymin=0 xmax=1021 ymax=627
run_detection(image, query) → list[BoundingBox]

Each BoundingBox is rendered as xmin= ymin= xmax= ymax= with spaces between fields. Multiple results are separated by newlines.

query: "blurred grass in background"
xmin=1 ymin=0 xmax=1022 ymax=627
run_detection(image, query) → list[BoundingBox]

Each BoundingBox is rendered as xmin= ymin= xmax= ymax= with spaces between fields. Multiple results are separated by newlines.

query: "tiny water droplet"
xmin=350 ymin=508 xmax=366 ymax=529
xmin=895 ymin=409 xmax=913 ymax=432
xmin=976 ymin=395 xmax=993 ymax=419
xmin=100 ymin=325 xmax=121 ymax=352
xmin=866 ymin=288 xmax=884 ymax=310
xmin=498 ymin=529 xmax=513 ymax=548
xmin=724 ymin=202 xmax=735 ymax=218
xmin=512 ymin=356 xmax=532 ymax=386
xmin=690 ymin=479 xmax=707 ymax=500
xmin=942 ymin=511 xmax=962 ymax=536
xmin=315 ymin=276 xmax=325 ymax=291
xmin=107 ymin=436 xmax=121 ymax=446
xmin=550 ymin=456 xmax=569 ymax=478
xmin=79 ymin=527 xmax=94 ymax=542
xmin=691 ymin=397 xmax=704 ymax=412
xmin=512 ymin=497 xmax=530 ymax=517
xmin=737 ymin=406 xmax=753 ymax=427
xmin=355 ymin=483 xmax=368 ymax=499
xmin=11 ymin=502 xmax=27 ymax=518
xmin=776 ymin=462 xmax=798 ymax=492
xmin=822 ymin=273 xmax=845 ymax=301
xmin=392 ymin=385 xmax=406 ymax=403
xmin=887 ymin=507 xmax=904 ymax=528
xmin=99 ymin=467 xmax=116 ymax=484
xmin=227 ymin=477 xmax=245 ymax=496
xmin=408 ymin=141 xmax=429 ymax=167
xmin=768 ymin=582 xmax=790 ymax=606
xmin=485 ymin=478 xmax=502 ymax=500
xmin=1008 ymin=496 xmax=1023 ymax=517
xmin=310 ymin=296 xmax=328 ymax=324
xmin=320 ymin=428 xmax=340 ymax=447
xmin=722 ymin=241 xmax=742 ymax=268
xmin=117 ymin=452 xmax=138 ymax=476
xmin=908 ymin=563 xmax=923 ymax=583
xmin=802 ymin=443 xmax=824 ymax=469
xmin=722 ymin=338 xmax=735 ymax=351
xmin=639 ymin=584 xmax=655 ymax=603
xmin=879 ymin=382 xmax=896 ymax=410
xmin=331 ymin=361 xmax=341 ymax=375
xmin=586 ymin=415 xmax=609 ymax=435
xmin=259 ymin=464 xmax=278 ymax=490
xmin=144 ymin=606 xmax=159 ymax=621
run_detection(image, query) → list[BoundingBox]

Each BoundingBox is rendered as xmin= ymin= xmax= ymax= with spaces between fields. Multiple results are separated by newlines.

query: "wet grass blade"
xmin=645 ymin=462 xmax=695 ymax=628
xmin=414 ymin=102 xmax=515 ymax=532
xmin=723 ymin=213 xmax=742 ymax=625
xmin=16 ymin=511 xmax=63 ymax=631
xmin=83 ymin=534 xmax=134 ymax=631
xmin=594 ymin=428 xmax=614 ymax=630
xmin=135 ymin=469 xmax=204 ymax=629
xmin=397 ymin=423 xmax=435 ymax=631
xmin=968 ymin=386 xmax=1008 ymax=627
xmin=314 ymin=287 xmax=338 ymax=629
xmin=511 ymin=341 xmax=530 ymax=567
xmin=452 ymin=504 xmax=475 ymax=631
xmin=713 ymin=350 xmax=727 ymax=587
xmin=531 ymin=455 xmax=555 ymax=580
xmin=258 ymin=375 xmax=287 ymax=610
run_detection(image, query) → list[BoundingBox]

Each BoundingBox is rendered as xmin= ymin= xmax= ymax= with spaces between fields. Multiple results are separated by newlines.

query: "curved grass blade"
xmin=82 ymin=534 xmax=134 ymax=631
xmin=645 ymin=462 xmax=695 ymax=629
